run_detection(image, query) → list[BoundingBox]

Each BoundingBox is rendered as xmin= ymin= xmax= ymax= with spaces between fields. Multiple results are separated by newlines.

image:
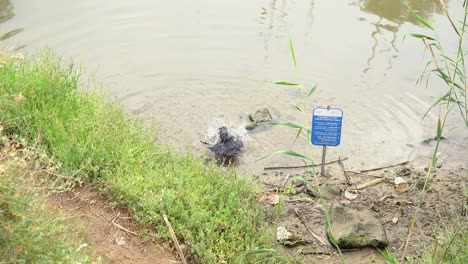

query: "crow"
xmin=208 ymin=127 xmax=244 ymax=159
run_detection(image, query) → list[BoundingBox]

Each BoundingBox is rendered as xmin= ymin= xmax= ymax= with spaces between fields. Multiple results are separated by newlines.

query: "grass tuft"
xmin=415 ymin=221 xmax=467 ymax=264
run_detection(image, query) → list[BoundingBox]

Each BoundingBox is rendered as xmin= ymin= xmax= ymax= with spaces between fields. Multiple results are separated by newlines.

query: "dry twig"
xmin=294 ymin=209 xmax=329 ymax=247
xmin=101 ymin=213 xmax=138 ymax=236
xmin=162 ymin=212 xmax=188 ymax=264
xmin=338 ymin=159 xmax=351 ymax=185
xmin=360 ymin=161 xmax=409 ymax=173
xmin=110 ymin=221 xmax=138 ymax=236
xmin=354 ymin=178 xmax=386 ymax=190
xmin=343 ymin=170 xmax=392 ymax=179
xmin=264 ymin=157 xmax=348 ymax=170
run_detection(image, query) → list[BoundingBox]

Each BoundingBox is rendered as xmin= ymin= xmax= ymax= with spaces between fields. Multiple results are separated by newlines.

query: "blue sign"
xmin=311 ymin=108 xmax=343 ymax=146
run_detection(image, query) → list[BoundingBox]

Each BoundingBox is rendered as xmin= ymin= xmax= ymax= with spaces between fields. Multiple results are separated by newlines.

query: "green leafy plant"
xmin=282 ymin=185 xmax=295 ymax=195
xmin=400 ymin=0 xmax=468 ymax=261
xmin=377 ymin=248 xmax=399 ymax=264
xmin=422 ymin=222 xmax=467 ymax=264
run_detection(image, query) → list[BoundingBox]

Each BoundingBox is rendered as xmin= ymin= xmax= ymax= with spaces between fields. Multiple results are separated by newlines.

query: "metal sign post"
xmin=321 ymin=146 xmax=327 ymax=176
xmin=311 ymin=107 xmax=343 ymax=176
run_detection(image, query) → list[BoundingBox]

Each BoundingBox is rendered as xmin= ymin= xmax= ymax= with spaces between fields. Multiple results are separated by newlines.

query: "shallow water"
xmin=1 ymin=0 xmax=467 ymax=174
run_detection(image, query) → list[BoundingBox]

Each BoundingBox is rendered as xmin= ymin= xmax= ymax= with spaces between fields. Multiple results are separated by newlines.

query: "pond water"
xmin=1 ymin=0 xmax=466 ymax=174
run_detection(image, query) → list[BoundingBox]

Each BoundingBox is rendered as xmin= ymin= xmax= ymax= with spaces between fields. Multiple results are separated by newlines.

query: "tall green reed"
xmin=259 ymin=34 xmax=345 ymax=264
xmin=400 ymin=0 xmax=468 ymax=261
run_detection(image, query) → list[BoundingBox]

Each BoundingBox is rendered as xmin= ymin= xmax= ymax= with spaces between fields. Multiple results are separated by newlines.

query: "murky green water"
xmin=1 ymin=0 xmax=466 ymax=173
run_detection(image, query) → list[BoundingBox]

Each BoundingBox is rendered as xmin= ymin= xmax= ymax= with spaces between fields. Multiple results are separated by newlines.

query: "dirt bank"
xmin=47 ymin=185 xmax=180 ymax=264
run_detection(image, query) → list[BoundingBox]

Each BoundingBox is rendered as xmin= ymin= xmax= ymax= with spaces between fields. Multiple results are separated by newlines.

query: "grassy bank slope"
xmin=0 ymin=49 xmax=276 ymax=263
xmin=0 ymin=136 xmax=99 ymax=263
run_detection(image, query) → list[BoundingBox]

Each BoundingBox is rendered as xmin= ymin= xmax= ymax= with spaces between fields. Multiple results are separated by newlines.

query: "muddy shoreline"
xmin=255 ymin=159 xmax=466 ymax=263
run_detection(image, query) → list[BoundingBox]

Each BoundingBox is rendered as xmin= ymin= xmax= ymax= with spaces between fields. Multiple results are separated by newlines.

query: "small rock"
xmin=248 ymin=108 xmax=272 ymax=123
xmin=277 ymin=226 xmax=292 ymax=242
xmin=246 ymin=108 xmax=272 ymax=130
xmin=276 ymin=226 xmax=307 ymax=247
xmin=394 ymin=166 xmax=411 ymax=176
xmin=115 ymin=236 xmax=126 ymax=245
xmin=329 ymin=203 xmax=389 ymax=249
xmin=416 ymin=181 xmax=426 ymax=190
xmin=245 ymin=123 xmax=257 ymax=130
xmin=323 ymin=186 xmax=342 ymax=196
xmin=306 ymin=185 xmax=341 ymax=200
xmin=392 ymin=217 xmax=398 ymax=224
xmin=344 ymin=190 xmax=359 ymax=200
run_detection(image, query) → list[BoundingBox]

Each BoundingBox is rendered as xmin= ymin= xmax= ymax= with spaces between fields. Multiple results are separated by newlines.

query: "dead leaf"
xmin=13 ymin=93 xmax=25 ymax=103
xmin=258 ymin=194 xmax=280 ymax=205
xmin=14 ymin=53 xmax=24 ymax=61
xmin=344 ymin=190 xmax=359 ymax=200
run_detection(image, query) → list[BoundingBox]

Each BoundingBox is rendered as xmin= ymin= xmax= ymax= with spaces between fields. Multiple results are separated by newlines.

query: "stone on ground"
xmin=394 ymin=165 xmax=411 ymax=176
xmin=306 ymin=185 xmax=341 ymax=200
xmin=329 ymin=203 xmax=389 ymax=249
xmin=246 ymin=108 xmax=272 ymax=130
xmin=276 ymin=226 xmax=307 ymax=247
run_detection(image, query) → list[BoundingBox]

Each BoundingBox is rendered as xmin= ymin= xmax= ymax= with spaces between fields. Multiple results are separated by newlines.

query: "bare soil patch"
xmin=47 ymin=184 xmax=180 ymax=264
xmin=257 ymin=160 xmax=467 ymax=263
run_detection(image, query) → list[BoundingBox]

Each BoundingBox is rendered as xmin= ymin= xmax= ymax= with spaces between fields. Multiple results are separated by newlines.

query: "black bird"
xmin=208 ymin=127 xmax=244 ymax=159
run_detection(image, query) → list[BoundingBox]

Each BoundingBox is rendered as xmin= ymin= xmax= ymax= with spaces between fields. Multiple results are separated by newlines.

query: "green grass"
xmin=0 ymin=48 xmax=279 ymax=263
xmin=0 ymin=137 xmax=99 ymax=263
xmin=377 ymin=219 xmax=467 ymax=264
xmin=415 ymin=222 xmax=467 ymax=264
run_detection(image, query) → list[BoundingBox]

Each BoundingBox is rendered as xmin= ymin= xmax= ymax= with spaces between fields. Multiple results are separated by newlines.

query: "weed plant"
xmin=398 ymin=1 xmax=468 ymax=262
xmin=414 ymin=221 xmax=467 ymax=264
xmin=0 ymin=48 xmax=278 ymax=263
xmin=0 ymin=135 xmax=99 ymax=263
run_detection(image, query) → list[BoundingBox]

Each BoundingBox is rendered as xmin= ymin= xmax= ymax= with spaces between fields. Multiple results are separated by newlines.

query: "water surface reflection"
xmin=0 ymin=0 xmax=465 ymax=171
xmin=354 ymin=0 xmax=447 ymax=77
